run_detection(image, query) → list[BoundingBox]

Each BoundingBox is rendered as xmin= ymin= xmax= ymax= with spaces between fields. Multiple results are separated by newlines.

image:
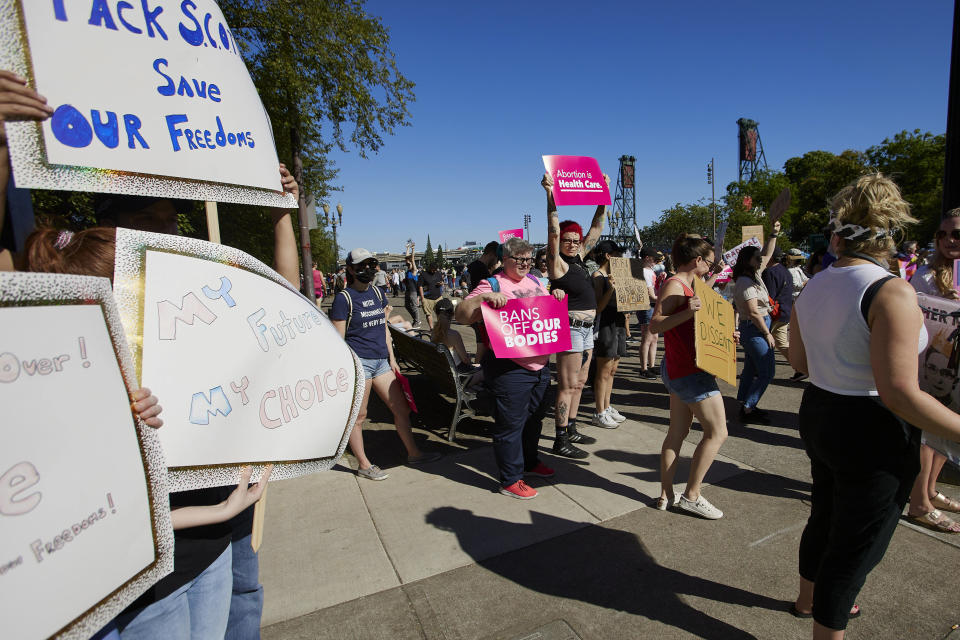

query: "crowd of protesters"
xmin=5 ymin=72 xmax=960 ymax=640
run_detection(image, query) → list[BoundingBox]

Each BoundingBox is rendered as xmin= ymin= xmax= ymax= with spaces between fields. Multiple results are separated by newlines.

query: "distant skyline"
xmin=327 ymin=1 xmax=954 ymax=255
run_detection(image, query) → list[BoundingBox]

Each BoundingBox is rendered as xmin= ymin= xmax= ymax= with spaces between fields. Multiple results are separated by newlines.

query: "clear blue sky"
xmin=329 ymin=1 xmax=954 ymax=255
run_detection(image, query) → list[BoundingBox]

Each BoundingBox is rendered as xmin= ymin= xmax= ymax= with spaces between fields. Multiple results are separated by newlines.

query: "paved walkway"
xmin=259 ymin=295 xmax=960 ymax=639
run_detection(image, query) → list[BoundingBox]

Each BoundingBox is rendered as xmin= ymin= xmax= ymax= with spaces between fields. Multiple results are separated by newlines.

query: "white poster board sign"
xmin=722 ymin=236 xmax=762 ymax=267
xmin=0 ymin=273 xmax=173 ymax=640
xmin=916 ymin=293 xmax=960 ymax=467
xmin=113 ymin=229 xmax=363 ymax=490
xmin=0 ymin=0 xmax=294 ymax=208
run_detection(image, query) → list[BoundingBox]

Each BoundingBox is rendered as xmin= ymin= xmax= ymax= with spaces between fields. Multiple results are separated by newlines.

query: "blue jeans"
xmin=226 ymin=534 xmax=263 ymax=640
xmin=737 ymin=316 xmax=775 ymax=410
xmin=485 ymin=362 xmax=549 ymax=485
xmin=118 ymin=545 xmax=232 ymax=640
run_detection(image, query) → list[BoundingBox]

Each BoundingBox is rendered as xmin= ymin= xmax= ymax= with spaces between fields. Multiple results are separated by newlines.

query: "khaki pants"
xmin=422 ymin=297 xmax=441 ymax=322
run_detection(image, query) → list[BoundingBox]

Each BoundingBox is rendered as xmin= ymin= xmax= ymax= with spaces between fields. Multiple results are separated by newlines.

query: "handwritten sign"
xmin=741 ymin=225 xmax=764 ymax=245
xmin=769 ymin=187 xmax=791 ymax=224
xmin=916 ymin=294 xmax=960 ymax=466
xmin=722 ymin=236 xmax=762 ymax=267
xmin=0 ymin=272 xmax=173 ymax=640
xmin=1 ymin=0 xmax=293 ymax=208
xmin=481 ymin=296 xmax=571 ymax=358
xmin=113 ymin=229 xmax=363 ymax=490
xmin=693 ymin=276 xmax=737 ymax=385
xmin=499 ymin=228 xmax=523 ymax=243
xmin=609 ymin=257 xmax=650 ymax=311
xmin=542 ymin=155 xmax=611 ymax=206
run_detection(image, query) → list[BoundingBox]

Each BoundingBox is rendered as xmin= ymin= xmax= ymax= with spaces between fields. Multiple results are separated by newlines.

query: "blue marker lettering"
xmin=178 ymin=0 xmax=203 ymax=46
xmin=51 ymin=105 xmax=93 ymax=148
xmin=165 ymin=114 xmax=188 ymax=151
xmin=116 ymin=1 xmax=142 ymax=33
xmin=88 ymin=0 xmax=118 ymax=30
xmin=141 ymin=0 xmax=167 ymax=39
xmin=91 ymin=110 xmax=119 ymax=148
xmin=124 ymin=114 xmax=149 ymax=149
xmin=153 ymin=58 xmax=175 ymax=96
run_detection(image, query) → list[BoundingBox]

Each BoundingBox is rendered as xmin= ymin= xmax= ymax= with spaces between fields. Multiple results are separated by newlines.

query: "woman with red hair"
xmin=543 ymin=171 xmax=610 ymax=458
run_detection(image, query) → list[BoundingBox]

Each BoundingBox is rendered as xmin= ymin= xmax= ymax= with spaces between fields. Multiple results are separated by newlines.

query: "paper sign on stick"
xmin=112 ymin=229 xmax=363 ymax=490
xmin=482 ymin=296 xmax=571 ymax=358
xmin=714 ymin=220 xmax=729 ymax=252
xmin=0 ymin=272 xmax=173 ymax=640
xmin=499 ymin=228 xmax=523 ymax=243
xmin=722 ymin=237 xmax=762 ymax=267
xmin=542 ymin=155 xmax=611 ymax=206
xmin=609 ymin=257 xmax=650 ymax=311
xmin=916 ymin=293 xmax=960 ymax=467
xmin=0 ymin=1 xmax=294 ymax=208
xmin=768 ymin=187 xmax=791 ymax=224
xmin=741 ymin=225 xmax=764 ymax=245
xmin=693 ymin=276 xmax=737 ymax=386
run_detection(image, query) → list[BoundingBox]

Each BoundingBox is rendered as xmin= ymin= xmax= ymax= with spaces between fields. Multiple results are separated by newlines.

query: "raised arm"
xmin=272 ymin=164 xmax=300 ymax=287
xmin=0 ymin=71 xmax=54 ymax=271
xmin=758 ymin=220 xmax=781 ymax=272
xmin=543 ymin=172 xmax=567 ymax=280
xmin=581 ymin=173 xmax=611 ymax=255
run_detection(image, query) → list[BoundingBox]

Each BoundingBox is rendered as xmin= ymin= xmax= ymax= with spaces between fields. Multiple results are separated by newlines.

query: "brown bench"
xmin=389 ymin=326 xmax=479 ymax=441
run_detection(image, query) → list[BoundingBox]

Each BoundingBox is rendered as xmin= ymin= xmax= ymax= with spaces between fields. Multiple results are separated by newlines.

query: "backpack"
xmin=767 ymin=295 xmax=781 ymax=321
xmin=337 ymin=286 xmax=385 ymax=330
xmin=485 ymin=273 xmax=545 ymax=293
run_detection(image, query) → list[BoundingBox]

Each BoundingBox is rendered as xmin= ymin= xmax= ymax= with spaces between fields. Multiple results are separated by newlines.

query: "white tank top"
xmin=796 ymin=262 xmax=925 ymax=396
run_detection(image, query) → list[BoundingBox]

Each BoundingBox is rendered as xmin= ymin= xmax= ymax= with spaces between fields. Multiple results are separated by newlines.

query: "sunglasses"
xmin=508 ymin=256 xmax=534 ymax=265
xmin=935 ymin=229 xmax=960 ymax=241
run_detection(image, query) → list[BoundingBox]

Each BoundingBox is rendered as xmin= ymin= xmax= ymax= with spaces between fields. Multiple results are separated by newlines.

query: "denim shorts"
xmin=636 ymin=308 xmax=652 ymax=324
xmin=660 ymin=360 xmax=720 ymax=404
xmin=567 ymin=323 xmax=595 ymax=353
xmin=359 ymin=357 xmax=392 ymax=381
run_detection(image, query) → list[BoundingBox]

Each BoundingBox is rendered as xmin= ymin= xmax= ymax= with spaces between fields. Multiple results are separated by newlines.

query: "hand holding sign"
xmin=0 ymin=70 xmax=54 ymax=123
xmin=542 ymin=155 xmax=612 ymax=206
xmin=768 ymin=187 xmax=791 ymax=224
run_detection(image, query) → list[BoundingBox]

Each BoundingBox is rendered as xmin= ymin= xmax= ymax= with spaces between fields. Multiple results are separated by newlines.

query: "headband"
xmin=53 ymin=230 xmax=74 ymax=250
xmin=828 ymin=215 xmax=889 ymax=241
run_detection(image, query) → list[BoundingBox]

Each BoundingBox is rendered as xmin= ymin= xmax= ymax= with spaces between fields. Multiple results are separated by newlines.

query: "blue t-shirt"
xmin=329 ymin=286 xmax=388 ymax=359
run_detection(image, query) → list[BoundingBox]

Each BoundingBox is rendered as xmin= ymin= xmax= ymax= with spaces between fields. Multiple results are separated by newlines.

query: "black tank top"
xmin=550 ymin=254 xmax=596 ymax=312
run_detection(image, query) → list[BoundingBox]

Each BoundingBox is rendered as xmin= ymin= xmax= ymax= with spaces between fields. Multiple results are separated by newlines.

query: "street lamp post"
xmin=523 ymin=213 xmax=531 ymax=242
xmin=707 ymin=158 xmax=716 ymax=241
xmin=332 ymin=203 xmax=343 ymax=271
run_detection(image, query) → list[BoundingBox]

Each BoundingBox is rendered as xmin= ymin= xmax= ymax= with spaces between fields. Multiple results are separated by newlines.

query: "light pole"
xmin=332 ymin=203 xmax=343 ymax=271
xmin=707 ymin=158 xmax=716 ymax=241
xmin=523 ymin=213 xmax=531 ymax=242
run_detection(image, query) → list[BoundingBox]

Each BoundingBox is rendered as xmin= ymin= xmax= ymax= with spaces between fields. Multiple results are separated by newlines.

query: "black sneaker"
xmin=740 ymin=406 xmax=770 ymax=424
xmin=553 ymin=431 xmax=589 ymax=459
xmin=647 ymin=367 xmax=660 ymax=378
xmin=789 ymin=371 xmax=809 ymax=382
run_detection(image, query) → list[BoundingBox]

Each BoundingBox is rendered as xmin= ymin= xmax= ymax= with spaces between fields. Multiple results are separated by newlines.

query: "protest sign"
xmin=714 ymin=220 xmax=729 ymax=252
xmin=481 ymin=296 xmax=571 ymax=358
xmin=741 ymin=225 xmax=764 ymax=245
xmin=112 ymin=229 xmax=363 ymax=490
xmin=714 ymin=265 xmax=733 ymax=285
xmin=692 ymin=276 xmax=737 ymax=386
xmin=954 ymin=260 xmax=960 ymax=294
xmin=0 ymin=272 xmax=173 ymax=640
xmin=0 ymin=1 xmax=294 ymax=208
xmin=768 ymin=187 xmax=791 ymax=224
xmin=499 ymin=228 xmax=523 ymax=243
xmin=722 ymin=236 xmax=762 ymax=266
xmin=609 ymin=257 xmax=650 ymax=311
xmin=916 ymin=293 xmax=960 ymax=467
xmin=633 ymin=222 xmax=643 ymax=249
xmin=542 ymin=155 xmax=611 ymax=206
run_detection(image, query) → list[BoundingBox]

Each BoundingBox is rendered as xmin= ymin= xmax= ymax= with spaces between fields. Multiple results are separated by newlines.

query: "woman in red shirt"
xmin=650 ymin=234 xmax=732 ymax=520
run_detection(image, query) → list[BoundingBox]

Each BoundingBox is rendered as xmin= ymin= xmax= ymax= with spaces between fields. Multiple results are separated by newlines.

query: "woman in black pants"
xmin=788 ymin=174 xmax=960 ymax=638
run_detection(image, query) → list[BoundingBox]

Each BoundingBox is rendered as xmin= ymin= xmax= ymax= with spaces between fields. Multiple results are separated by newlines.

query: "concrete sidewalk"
xmin=258 ymin=301 xmax=960 ymax=639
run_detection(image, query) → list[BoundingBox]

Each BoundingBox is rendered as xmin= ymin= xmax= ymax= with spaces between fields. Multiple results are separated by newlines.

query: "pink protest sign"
xmin=953 ymin=259 xmax=960 ymax=293
xmin=499 ymin=228 xmax=524 ymax=243
xmin=542 ymin=155 xmax=611 ymax=206
xmin=481 ymin=295 xmax=571 ymax=358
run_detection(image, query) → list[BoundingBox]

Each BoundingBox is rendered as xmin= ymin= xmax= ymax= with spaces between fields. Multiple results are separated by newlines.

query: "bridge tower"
xmin=737 ymin=118 xmax=768 ymax=182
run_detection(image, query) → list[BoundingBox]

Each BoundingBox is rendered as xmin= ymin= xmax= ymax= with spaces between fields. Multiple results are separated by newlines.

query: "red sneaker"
xmin=524 ymin=463 xmax=555 ymax=478
xmin=500 ymin=480 xmax=538 ymax=499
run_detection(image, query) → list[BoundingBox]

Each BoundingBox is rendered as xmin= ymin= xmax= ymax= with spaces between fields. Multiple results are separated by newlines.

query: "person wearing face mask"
xmin=330 ymin=249 xmax=441 ymax=481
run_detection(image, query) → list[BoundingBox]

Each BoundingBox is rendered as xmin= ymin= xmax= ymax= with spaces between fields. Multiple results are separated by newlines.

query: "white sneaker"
xmin=677 ymin=494 xmax=723 ymax=520
xmin=591 ymin=411 xmax=618 ymax=429
xmin=605 ymin=407 xmax=627 ymax=423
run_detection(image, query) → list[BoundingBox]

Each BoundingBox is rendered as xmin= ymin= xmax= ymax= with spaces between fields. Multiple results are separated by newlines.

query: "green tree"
xmin=308 ymin=226 xmax=337 ymax=272
xmin=638 ymin=201 xmax=715 ymax=251
xmin=220 ymin=0 xmax=416 ymax=199
xmin=422 ymin=235 xmax=434 ymax=267
xmin=435 ymin=243 xmax=445 ymax=269
xmin=865 ymin=129 xmax=945 ymax=243
xmin=783 ymin=149 xmax=868 ymax=241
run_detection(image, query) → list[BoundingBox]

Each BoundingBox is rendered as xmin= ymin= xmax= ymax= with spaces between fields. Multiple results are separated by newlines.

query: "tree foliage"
xmin=220 ymin=0 xmax=416 ymax=201
xmin=435 ymin=244 xmax=445 ymax=269
xmin=422 ymin=235 xmax=434 ymax=267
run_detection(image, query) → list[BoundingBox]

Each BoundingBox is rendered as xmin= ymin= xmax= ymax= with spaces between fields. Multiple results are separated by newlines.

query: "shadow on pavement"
xmin=425 ymin=506 xmax=786 ymax=639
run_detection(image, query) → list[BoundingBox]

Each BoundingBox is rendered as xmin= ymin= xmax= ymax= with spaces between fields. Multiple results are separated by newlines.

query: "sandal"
xmin=904 ymin=509 xmax=960 ymax=533
xmin=930 ymin=491 xmax=960 ymax=513
xmin=788 ymin=603 xmax=861 ymax=619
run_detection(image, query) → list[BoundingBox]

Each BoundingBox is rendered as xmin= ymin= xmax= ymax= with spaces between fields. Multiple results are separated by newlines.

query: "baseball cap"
xmin=346 ymin=248 xmax=375 ymax=265
xmin=595 ymin=239 xmax=624 ymax=255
